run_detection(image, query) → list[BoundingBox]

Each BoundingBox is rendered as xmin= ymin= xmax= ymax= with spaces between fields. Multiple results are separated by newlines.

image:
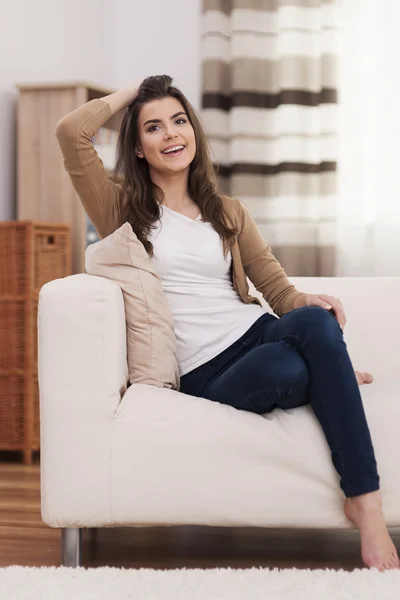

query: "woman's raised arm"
xmin=55 ymin=85 xmax=139 ymax=238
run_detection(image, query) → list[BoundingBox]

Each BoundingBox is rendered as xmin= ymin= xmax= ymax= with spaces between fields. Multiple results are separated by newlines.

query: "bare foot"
xmin=355 ymin=370 xmax=374 ymax=386
xmin=345 ymin=491 xmax=400 ymax=571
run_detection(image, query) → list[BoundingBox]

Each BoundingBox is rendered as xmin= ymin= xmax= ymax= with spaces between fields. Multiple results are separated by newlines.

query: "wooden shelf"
xmin=16 ymin=80 xmax=115 ymax=95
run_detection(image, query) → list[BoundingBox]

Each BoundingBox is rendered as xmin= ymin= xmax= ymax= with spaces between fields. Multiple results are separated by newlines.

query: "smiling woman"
xmin=54 ymin=74 xmax=399 ymax=572
xmin=112 ymin=75 xmax=238 ymax=260
xmin=136 ymin=100 xmax=196 ymax=174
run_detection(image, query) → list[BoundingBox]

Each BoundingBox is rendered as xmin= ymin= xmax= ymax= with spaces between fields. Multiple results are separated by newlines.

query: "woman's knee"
xmin=292 ymin=306 xmax=341 ymax=340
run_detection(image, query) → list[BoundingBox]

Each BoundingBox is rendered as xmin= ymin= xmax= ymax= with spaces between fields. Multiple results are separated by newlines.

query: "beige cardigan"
xmin=55 ymin=99 xmax=306 ymax=317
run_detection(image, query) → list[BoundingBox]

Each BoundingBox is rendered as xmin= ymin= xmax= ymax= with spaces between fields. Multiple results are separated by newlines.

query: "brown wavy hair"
xmin=111 ymin=74 xmax=239 ymax=258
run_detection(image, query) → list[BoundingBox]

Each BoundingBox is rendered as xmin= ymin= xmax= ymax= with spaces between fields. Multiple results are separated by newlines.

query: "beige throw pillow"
xmin=85 ymin=222 xmax=179 ymax=390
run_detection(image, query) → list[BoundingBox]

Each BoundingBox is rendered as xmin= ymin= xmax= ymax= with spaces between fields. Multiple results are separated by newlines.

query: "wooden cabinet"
xmin=16 ymin=82 xmax=123 ymax=273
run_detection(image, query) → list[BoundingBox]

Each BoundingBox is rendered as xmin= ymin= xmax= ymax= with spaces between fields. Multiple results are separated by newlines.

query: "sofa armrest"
xmin=38 ymin=273 xmax=128 ymax=526
xmin=248 ymin=276 xmax=400 ymax=379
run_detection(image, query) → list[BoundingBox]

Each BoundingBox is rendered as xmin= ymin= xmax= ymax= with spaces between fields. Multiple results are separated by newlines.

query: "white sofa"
xmin=38 ymin=275 xmax=400 ymax=567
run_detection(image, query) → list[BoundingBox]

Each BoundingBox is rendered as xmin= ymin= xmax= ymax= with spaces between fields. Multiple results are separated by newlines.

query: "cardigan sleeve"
xmin=236 ymin=199 xmax=307 ymax=316
xmin=55 ymin=99 xmax=123 ymax=239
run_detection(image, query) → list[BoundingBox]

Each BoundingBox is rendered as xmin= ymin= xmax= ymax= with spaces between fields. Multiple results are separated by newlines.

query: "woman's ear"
xmin=136 ymin=147 xmax=144 ymax=158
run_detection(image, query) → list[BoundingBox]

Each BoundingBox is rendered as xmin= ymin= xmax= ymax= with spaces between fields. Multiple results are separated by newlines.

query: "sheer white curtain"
xmin=336 ymin=0 xmax=400 ymax=276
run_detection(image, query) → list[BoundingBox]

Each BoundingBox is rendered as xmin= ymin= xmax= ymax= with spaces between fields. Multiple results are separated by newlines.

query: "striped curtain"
xmin=201 ymin=0 xmax=338 ymax=276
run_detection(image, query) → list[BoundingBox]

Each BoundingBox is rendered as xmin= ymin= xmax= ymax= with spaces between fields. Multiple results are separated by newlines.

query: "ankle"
xmin=349 ymin=491 xmax=382 ymax=511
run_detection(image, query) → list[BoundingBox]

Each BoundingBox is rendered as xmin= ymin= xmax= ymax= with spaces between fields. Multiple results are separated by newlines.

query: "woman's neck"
xmin=150 ymin=168 xmax=192 ymax=210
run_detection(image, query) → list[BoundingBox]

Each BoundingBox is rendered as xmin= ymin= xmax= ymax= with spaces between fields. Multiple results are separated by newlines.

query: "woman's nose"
xmin=164 ymin=126 xmax=178 ymax=139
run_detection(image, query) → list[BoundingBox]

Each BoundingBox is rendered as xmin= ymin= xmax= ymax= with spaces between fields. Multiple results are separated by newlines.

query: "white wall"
xmin=115 ymin=0 xmax=202 ymax=109
xmin=0 ymin=0 xmax=202 ymax=220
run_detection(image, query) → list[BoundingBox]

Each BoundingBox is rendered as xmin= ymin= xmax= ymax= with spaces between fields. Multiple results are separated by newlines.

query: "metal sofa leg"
xmin=61 ymin=527 xmax=83 ymax=567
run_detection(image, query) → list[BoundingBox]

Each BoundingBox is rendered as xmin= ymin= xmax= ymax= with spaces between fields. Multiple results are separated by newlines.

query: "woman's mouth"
xmin=161 ymin=145 xmax=185 ymax=157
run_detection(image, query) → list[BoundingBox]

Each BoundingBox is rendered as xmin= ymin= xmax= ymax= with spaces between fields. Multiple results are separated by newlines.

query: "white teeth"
xmin=162 ymin=145 xmax=184 ymax=154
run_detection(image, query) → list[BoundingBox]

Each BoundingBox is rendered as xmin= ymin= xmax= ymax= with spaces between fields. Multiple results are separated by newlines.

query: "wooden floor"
xmin=1 ymin=452 xmax=399 ymax=570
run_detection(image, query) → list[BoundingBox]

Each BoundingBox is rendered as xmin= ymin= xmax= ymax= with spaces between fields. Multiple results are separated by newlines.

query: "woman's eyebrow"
xmin=143 ymin=111 xmax=186 ymax=127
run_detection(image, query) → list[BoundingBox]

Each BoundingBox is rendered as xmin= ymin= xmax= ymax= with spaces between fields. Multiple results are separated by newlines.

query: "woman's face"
xmin=136 ymin=96 xmax=196 ymax=174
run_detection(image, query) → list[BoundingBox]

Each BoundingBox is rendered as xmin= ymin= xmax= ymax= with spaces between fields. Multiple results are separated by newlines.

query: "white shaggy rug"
xmin=1 ymin=566 xmax=400 ymax=599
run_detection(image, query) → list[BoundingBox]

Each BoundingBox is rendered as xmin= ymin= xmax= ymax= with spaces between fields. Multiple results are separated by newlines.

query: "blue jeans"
xmin=180 ymin=307 xmax=380 ymax=498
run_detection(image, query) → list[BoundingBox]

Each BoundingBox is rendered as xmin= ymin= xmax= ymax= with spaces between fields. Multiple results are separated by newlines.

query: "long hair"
xmin=111 ymin=74 xmax=239 ymax=258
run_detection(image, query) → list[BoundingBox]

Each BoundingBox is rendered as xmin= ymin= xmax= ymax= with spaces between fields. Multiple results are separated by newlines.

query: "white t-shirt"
xmin=148 ymin=205 xmax=266 ymax=377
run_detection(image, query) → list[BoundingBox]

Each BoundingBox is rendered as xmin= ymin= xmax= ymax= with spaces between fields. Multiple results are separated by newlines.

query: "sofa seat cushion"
xmin=107 ymin=379 xmax=400 ymax=529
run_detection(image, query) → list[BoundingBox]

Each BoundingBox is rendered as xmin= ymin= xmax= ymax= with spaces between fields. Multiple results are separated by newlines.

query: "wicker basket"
xmin=0 ymin=221 xmax=71 ymax=464
xmin=0 ymin=297 xmax=38 ymax=370
xmin=0 ymin=374 xmax=40 ymax=450
xmin=0 ymin=221 xmax=71 ymax=295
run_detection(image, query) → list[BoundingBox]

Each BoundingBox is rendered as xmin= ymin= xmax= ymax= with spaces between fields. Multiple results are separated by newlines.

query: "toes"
xmin=355 ymin=371 xmax=374 ymax=385
xmin=390 ymin=552 xmax=400 ymax=569
xmin=361 ymin=372 xmax=373 ymax=383
xmin=381 ymin=552 xmax=399 ymax=571
xmin=355 ymin=372 xmax=363 ymax=385
xmin=365 ymin=548 xmax=400 ymax=571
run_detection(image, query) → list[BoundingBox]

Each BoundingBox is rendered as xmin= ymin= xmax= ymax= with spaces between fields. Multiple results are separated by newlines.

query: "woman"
xmin=56 ymin=75 xmax=399 ymax=571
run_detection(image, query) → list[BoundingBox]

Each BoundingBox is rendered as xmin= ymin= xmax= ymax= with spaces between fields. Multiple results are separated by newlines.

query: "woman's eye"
xmin=147 ymin=119 xmax=186 ymax=133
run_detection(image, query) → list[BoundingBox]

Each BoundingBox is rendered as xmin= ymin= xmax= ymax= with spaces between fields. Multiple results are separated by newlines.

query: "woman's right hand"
xmin=101 ymin=82 xmax=142 ymax=115
xmin=124 ymin=81 xmax=142 ymax=106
